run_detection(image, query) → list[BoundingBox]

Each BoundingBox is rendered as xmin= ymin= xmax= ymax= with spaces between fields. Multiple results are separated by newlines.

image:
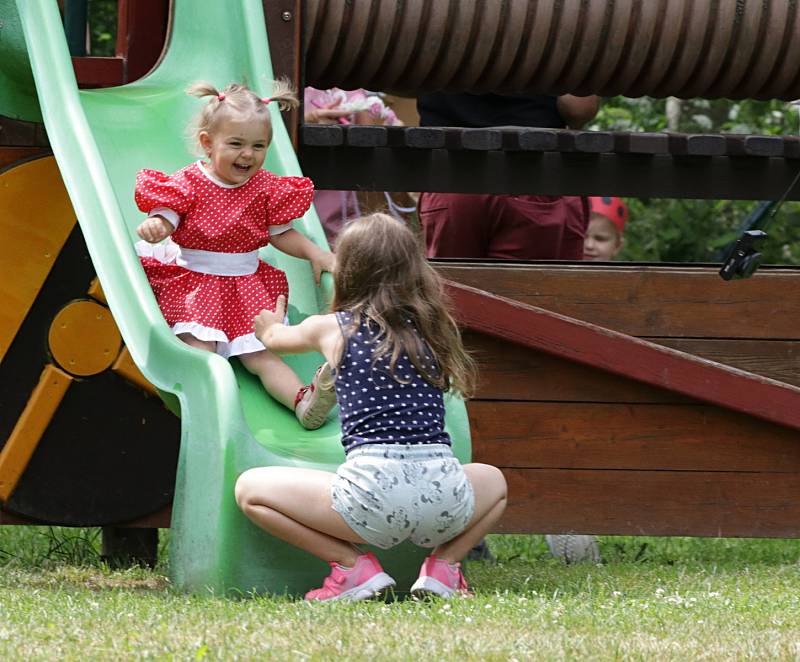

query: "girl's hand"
xmin=311 ymin=250 xmax=336 ymax=285
xmin=254 ymin=295 xmax=287 ymax=343
xmin=137 ymin=215 xmax=174 ymax=243
xmin=305 ymin=107 xmax=352 ymax=124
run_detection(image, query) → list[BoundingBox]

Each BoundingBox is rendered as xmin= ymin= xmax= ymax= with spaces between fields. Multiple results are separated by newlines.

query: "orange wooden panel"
xmin=469 ymin=401 xmax=800 ymax=472
xmin=496 ymin=468 xmax=800 ymax=538
xmin=87 ymin=277 xmax=107 ymax=305
xmin=48 ymin=300 xmax=122 ymax=376
xmin=437 ymin=263 xmax=800 ymax=340
xmin=0 ymin=365 xmax=72 ymax=503
xmin=0 ymin=157 xmax=75 ymax=363
xmin=112 ymin=346 xmax=157 ymax=396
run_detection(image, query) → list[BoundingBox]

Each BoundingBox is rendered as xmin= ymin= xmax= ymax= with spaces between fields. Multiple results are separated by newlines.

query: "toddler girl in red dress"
xmin=135 ymin=80 xmax=336 ymax=429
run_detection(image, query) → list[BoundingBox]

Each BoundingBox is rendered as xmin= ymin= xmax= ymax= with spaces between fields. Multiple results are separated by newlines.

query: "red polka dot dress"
xmin=135 ymin=161 xmax=313 ymax=357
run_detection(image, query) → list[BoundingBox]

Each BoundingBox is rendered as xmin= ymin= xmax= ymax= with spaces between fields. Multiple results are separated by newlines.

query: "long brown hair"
xmin=332 ymin=213 xmax=476 ymax=397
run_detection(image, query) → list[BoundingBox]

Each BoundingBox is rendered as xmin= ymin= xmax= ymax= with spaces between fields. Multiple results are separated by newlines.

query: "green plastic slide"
xmin=11 ymin=0 xmax=470 ymax=595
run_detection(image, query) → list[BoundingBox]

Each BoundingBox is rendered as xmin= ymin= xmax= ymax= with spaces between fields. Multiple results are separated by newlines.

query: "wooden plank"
xmin=465 ymin=332 xmax=691 ymax=404
xmin=264 ymin=0 xmax=302 ymax=146
xmin=496 ymin=469 xmax=800 ymax=538
xmin=71 ymin=57 xmax=125 ymax=88
xmin=445 ymin=280 xmax=800 ymax=429
xmin=0 ymin=117 xmax=48 ymax=148
xmin=0 ymin=365 xmax=72 ymax=503
xmin=500 ymin=127 xmax=559 ymax=151
xmin=302 ymin=124 xmax=343 ymax=146
xmin=120 ymin=0 xmax=169 ymax=83
xmin=668 ymin=133 xmax=726 ymax=156
xmin=658 ymin=338 xmax=800 ymax=387
xmin=402 ymin=127 xmax=445 ymax=149
xmin=299 ymin=146 xmax=800 ymax=199
xmin=0 ymin=147 xmax=48 ymax=170
xmin=0 ymin=156 xmax=76 ymax=363
xmin=346 ymin=125 xmax=388 ymax=147
xmin=469 ymin=401 xmax=800 ymax=472
xmin=467 ymin=333 xmax=800 ymax=400
xmin=0 ymin=503 xmax=171 ymax=528
xmin=461 ymin=128 xmax=503 ymax=151
xmin=725 ymin=134 xmax=785 ymax=157
xmin=558 ymin=130 xmax=614 ymax=153
xmin=437 ymin=263 xmax=800 ymax=340
xmin=614 ymin=132 xmax=670 ymax=154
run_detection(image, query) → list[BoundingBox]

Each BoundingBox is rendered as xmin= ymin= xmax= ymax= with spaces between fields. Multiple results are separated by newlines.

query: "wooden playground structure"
xmin=2 ymin=0 xmax=800 ymax=570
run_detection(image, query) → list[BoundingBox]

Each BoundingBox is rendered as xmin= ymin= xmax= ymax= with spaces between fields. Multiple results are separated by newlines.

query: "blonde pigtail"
xmin=268 ymin=77 xmax=300 ymax=111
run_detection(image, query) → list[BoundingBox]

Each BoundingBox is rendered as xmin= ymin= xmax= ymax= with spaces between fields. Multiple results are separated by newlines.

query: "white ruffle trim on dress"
xmin=171 ymin=322 xmax=266 ymax=358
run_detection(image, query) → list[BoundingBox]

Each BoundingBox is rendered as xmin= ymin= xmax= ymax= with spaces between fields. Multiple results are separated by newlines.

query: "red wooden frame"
xmin=71 ymin=0 xmax=168 ymax=88
xmin=445 ymin=280 xmax=800 ymax=431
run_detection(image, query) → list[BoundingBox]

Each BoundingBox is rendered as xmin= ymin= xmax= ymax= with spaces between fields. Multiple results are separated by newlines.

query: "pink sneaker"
xmin=305 ymin=552 xmax=395 ymax=602
xmin=295 ymin=362 xmax=337 ymax=430
xmin=410 ymin=555 xmax=470 ymax=598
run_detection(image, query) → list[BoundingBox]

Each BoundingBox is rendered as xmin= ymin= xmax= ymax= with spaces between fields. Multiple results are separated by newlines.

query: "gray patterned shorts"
xmin=331 ymin=443 xmax=476 ymax=550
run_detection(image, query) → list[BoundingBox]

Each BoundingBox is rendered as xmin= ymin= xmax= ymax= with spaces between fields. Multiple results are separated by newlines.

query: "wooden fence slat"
xmin=497 ymin=469 xmax=800 ymax=538
xmin=467 ymin=334 xmax=800 ymax=401
xmin=437 ymin=264 xmax=800 ymax=340
xmin=470 ymin=401 xmax=800 ymax=472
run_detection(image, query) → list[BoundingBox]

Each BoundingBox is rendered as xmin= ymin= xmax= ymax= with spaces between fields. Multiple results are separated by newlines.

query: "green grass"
xmin=1 ymin=528 xmax=800 ymax=660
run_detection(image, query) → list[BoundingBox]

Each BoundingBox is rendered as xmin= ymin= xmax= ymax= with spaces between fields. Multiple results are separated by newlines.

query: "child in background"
xmin=583 ymin=196 xmax=629 ymax=261
xmin=135 ymin=81 xmax=337 ymax=430
xmin=237 ymin=213 xmax=508 ymax=601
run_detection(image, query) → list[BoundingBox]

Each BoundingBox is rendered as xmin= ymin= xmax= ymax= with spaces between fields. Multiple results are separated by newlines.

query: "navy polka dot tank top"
xmin=334 ymin=311 xmax=451 ymax=453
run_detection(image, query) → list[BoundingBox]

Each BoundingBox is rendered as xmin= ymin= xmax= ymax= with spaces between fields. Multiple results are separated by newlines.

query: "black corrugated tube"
xmin=304 ymin=0 xmax=800 ymax=99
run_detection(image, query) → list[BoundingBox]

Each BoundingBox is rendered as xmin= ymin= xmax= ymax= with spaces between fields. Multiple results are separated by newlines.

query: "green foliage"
xmin=591 ymin=97 xmax=800 ymax=264
xmin=88 ymin=0 xmax=117 ymax=57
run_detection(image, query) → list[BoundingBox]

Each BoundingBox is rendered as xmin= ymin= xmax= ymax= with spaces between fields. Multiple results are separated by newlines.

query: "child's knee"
xmin=234 ymin=468 xmax=260 ymax=508
xmin=477 ymin=464 xmax=508 ymax=500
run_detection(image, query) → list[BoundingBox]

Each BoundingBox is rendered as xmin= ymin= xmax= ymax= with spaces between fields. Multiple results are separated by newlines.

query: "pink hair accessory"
xmin=261 ymin=97 xmax=273 ymax=105
xmin=217 ymin=93 xmax=225 ymax=101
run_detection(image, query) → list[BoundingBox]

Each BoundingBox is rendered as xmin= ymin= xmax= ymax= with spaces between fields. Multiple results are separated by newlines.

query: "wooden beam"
xmin=0 ymin=365 xmax=72 ymax=503
xmin=497 ymin=468 xmax=800 ymax=537
xmin=470 ymin=401 xmax=800 ymax=472
xmin=465 ymin=333 xmax=800 ymax=402
xmin=445 ymin=280 xmax=800 ymax=430
xmin=71 ymin=56 xmax=125 ymax=88
xmin=118 ymin=0 xmax=169 ymax=82
xmin=299 ymin=126 xmax=800 ymax=199
xmin=263 ymin=0 xmax=302 ymax=147
xmin=437 ymin=263 xmax=800 ymax=340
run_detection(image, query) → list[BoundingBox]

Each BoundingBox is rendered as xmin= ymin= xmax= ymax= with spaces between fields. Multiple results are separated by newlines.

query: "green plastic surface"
xmin=0 ymin=1 xmax=41 ymax=121
xmin=13 ymin=0 xmax=471 ymax=595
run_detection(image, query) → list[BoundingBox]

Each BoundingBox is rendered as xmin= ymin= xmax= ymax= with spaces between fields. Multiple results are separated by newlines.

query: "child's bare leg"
xmin=432 ymin=463 xmax=507 ymax=563
xmin=235 ymin=466 xmax=366 ymax=566
xmin=239 ymin=349 xmax=303 ymax=410
xmin=178 ymin=333 xmax=216 ymax=352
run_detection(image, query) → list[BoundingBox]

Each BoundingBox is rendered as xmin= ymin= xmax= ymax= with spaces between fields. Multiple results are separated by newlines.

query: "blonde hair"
xmin=332 ymin=213 xmax=477 ymax=397
xmin=185 ymin=79 xmax=298 ymax=149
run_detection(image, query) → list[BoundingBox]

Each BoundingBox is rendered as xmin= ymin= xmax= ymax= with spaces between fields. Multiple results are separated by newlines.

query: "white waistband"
xmin=176 ymin=247 xmax=260 ymax=276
